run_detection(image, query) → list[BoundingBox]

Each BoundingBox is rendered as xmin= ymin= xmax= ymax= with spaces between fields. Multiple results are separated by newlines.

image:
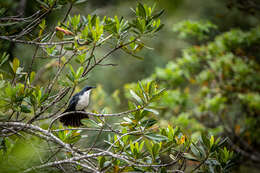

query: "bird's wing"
xmin=64 ymin=94 xmax=79 ymax=112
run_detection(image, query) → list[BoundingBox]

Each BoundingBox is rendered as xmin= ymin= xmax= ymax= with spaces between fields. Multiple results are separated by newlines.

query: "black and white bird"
xmin=60 ymin=86 xmax=95 ymax=127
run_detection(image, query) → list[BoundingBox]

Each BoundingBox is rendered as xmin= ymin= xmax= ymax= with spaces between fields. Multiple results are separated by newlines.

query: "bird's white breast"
xmin=76 ymin=90 xmax=91 ymax=110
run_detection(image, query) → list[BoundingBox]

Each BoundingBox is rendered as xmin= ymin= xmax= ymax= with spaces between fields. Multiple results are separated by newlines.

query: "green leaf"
xmin=154 ymin=24 xmax=164 ymax=33
xmin=137 ymin=3 xmax=146 ymax=18
xmin=148 ymin=81 xmax=156 ymax=96
xmin=46 ymin=46 xmax=57 ymax=56
xmin=30 ymin=71 xmax=36 ymax=83
xmin=152 ymin=9 xmax=165 ymax=19
xmin=66 ymin=73 xmax=74 ymax=82
xmin=130 ymin=140 xmax=135 ymax=153
xmin=91 ymin=14 xmax=97 ymax=27
xmin=198 ymin=145 xmax=206 ymax=159
xmin=68 ymin=65 xmax=76 ymax=78
xmin=144 ymin=108 xmax=159 ymax=115
xmin=78 ymin=76 xmax=88 ymax=83
xmin=210 ymin=135 xmax=214 ymax=148
xmin=217 ymin=137 xmax=228 ymax=148
xmin=40 ymin=93 xmax=49 ymax=103
xmin=121 ymin=128 xmax=129 ymax=144
xmin=81 ymin=119 xmax=100 ymax=127
xmin=141 ymin=118 xmax=157 ymax=128
xmin=20 ymin=105 xmax=31 ymax=113
xmin=150 ymin=88 xmax=166 ymax=102
xmin=152 ymin=142 xmax=161 ymax=158
xmin=56 ymin=31 xmax=64 ymax=40
xmin=145 ymin=140 xmax=153 ymax=155
xmin=190 ymin=143 xmax=201 ymax=159
xmin=66 ymin=134 xmax=81 ymax=144
xmin=39 ymin=19 xmax=46 ymax=30
xmin=12 ymin=58 xmax=20 ymax=74
xmin=183 ymin=153 xmax=199 ymax=161
xmin=98 ymin=156 xmax=106 ymax=168
xmin=76 ymin=66 xmax=84 ymax=78
xmin=0 ymin=52 xmax=9 ymax=67
xmin=138 ymin=81 xmax=148 ymax=103
xmin=201 ymin=133 xmax=210 ymax=148
xmin=70 ymin=14 xmax=81 ymax=31
xmin=145 ymin=133 xmax=168 ymax=142
xmin=139 ymin=141 xmax=145 ymax=152
xmin=130 ymin=90 xmax=142 ymax=104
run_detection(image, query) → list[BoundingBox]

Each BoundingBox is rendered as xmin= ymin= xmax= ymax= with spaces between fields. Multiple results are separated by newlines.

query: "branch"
xmin=12 ymin=9 xmax=50 ymax=39
xmin=0 ymin=36 xmax=74 ymax=45
xmin=0 ymin=122 xmax=72 ymax=151
xmin=48 ymin=106 xmax=144 ymax=131
xmin=23 ymin=147 xmax=181 ymax=173
xmin=0 ymin=122 xmax=183 ymax=172
xmin=0 ymin=10 xmax=41 ymax=22
xmin=23 ymin=160 xmax=98 ymax=173
xmin=0 ymin=122 xmax=98 ymax=170
xmin=52 ymin=127 xmax=119 ymax=133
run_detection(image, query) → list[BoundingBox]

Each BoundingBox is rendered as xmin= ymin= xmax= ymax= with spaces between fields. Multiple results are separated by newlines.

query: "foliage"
xmin=0 ymin=1 xmax=235 ymax=172
xmin=173 ymin=20 xmax=217 ymax=41
xmin=126 ymin=21 xmax=260 ymax=168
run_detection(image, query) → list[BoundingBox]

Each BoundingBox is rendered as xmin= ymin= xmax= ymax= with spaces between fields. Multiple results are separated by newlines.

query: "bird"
xmin=59 ymin=86 xmax=95 ymax=127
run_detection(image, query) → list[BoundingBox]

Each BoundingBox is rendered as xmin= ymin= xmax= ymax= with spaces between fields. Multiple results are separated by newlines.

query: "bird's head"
xmin=82 ymin=86 xmax=96 ymax=92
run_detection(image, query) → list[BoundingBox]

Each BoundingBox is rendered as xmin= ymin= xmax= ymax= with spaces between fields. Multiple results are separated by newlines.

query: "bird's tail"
xmin=59 ymin=112 xmax=88 ymax=127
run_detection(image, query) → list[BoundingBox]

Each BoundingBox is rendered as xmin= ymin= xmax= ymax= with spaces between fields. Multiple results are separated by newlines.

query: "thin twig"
xmin=84 ymin=38 xmax=138 ymax=75
xmin=62 ymin=3 xmax=73 ymax=23
xmin=46 ymin=53 xmax=75 ymax=95
xmin=82 ymin=43 xmax=96 ymax=76
xmin=24 ymin=44 xmax=39 ymax=90
xmin=86 ymin=124 xmax=104 ymax=154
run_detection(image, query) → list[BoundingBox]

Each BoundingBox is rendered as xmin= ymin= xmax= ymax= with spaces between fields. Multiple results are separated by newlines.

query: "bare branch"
xmin=0 ymin=122 xmax=71 ymax=150
xmin=23 ymin=160 xmax=98 ymax=173
xmin=0 ymin=10 xmax=41 ymax=22
xmin=0 ymin=36 xmax=74 ymax=45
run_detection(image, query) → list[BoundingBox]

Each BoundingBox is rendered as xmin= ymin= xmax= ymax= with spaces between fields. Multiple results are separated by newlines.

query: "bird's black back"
xmin=64 ymin=93 xmax=80 ymax=112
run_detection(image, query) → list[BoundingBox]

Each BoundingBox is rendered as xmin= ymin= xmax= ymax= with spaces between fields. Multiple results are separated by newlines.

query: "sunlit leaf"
xmin=12 ymin=58 xmax=20 ymax=74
